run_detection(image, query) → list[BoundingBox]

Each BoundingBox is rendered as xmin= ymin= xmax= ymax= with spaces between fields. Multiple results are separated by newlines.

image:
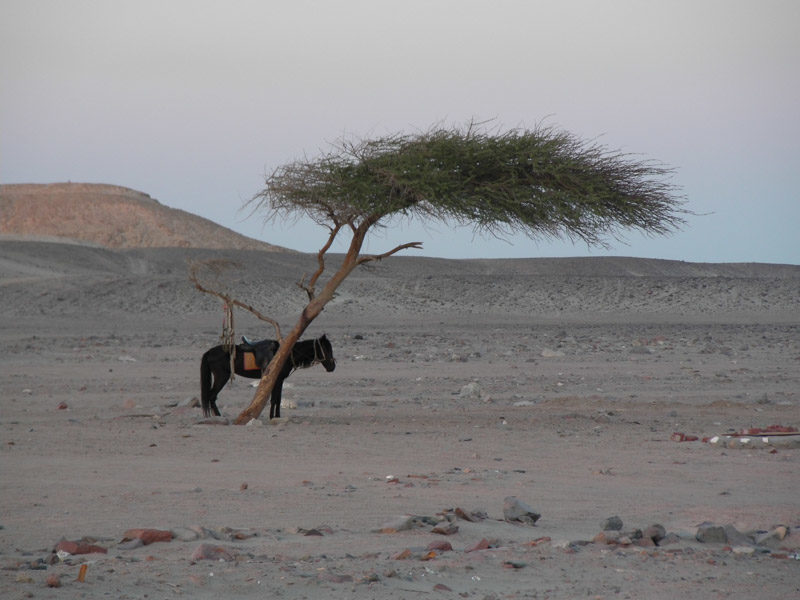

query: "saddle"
xmin=240 ymin=336 xmax=279 ymax=371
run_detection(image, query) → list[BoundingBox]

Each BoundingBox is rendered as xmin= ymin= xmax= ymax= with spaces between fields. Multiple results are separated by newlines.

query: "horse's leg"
xmin=270 ymin=377 xmax=285 ymax=419
xmin=208 ymin=367 xmax=231 ymax=417
xmin=200 ymin=352 xmax=214 ymax=417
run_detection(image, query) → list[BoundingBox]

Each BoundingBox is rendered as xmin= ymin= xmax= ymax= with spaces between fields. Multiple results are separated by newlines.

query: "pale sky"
xmin=2 ymin=0 xmax=798 ymax=263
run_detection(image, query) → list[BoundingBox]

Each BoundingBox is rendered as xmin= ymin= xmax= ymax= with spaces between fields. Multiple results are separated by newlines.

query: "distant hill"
xmin=0 ymin=182 xmax=288 ymax=251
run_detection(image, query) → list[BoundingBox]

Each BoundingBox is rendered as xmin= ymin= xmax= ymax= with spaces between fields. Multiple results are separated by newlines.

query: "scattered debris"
xmin=76 ymin=564 xmax=88 ymax=582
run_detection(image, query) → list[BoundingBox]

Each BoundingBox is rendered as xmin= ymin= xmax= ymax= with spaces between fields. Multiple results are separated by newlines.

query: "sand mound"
xmin=0 ymin=182 xmax=287 ymax=251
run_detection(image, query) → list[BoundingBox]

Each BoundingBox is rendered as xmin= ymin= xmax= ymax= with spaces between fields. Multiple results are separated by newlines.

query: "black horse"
xmin=200 ymin=334 xmax=336 ymax=419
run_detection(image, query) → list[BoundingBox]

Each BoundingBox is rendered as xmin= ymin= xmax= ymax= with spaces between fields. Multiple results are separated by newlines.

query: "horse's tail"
xmin=200 ymin=350 xmax=213 ymax=417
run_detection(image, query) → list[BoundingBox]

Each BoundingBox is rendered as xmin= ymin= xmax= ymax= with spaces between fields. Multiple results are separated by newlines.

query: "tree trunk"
xmin=233 ymin=310 xmax=313 ymax=424
xmin=234 ymin=226 xmax=369 ymax=424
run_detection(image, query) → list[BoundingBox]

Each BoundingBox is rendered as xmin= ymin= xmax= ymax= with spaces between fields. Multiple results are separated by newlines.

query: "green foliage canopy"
xmin=254 ymin=122 xmax=685 ymax=248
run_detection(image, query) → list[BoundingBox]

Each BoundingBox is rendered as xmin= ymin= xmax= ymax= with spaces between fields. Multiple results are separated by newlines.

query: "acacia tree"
xmin=233 ymin=122 xmax=685 ymax=424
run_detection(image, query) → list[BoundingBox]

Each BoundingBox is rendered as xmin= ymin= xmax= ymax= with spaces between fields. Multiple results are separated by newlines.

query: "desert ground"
xmin=1 ymin=239 xmax=798 ymax=599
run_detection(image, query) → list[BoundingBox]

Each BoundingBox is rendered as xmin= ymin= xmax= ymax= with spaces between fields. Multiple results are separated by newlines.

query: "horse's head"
xmin=318 ymin=334 xmax=336 ymax=372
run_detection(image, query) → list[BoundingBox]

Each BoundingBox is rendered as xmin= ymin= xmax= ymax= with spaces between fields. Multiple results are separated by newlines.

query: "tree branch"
xmin=299 ymin=222 xmax=343 ymax=301
xmin=356 ymin=241 xmax=423 ymax=265
xmin=189 ymin=262 xmax=283 ymax=340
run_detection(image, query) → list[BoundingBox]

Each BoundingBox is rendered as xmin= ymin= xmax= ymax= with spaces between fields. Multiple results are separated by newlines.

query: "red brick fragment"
xmin=122 ymin=528 xmax=173 ymax=545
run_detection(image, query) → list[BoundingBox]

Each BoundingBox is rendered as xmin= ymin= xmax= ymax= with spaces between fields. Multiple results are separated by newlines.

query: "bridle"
xmin=313 ymin=337 xmax=334 ymax=368
xmin=288 ymin=337 xmax=333 ymax=372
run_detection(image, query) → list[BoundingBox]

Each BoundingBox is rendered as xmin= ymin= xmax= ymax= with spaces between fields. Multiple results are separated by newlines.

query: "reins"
xmin=288 ymin=337 xmax=328 ymax=373
xmin=221 ymin=302 xmax=236 ymax=381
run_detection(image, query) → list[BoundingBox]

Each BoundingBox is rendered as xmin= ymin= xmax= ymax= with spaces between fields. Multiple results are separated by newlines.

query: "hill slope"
xmin=0 ymin=182 xmax=287 ymax=251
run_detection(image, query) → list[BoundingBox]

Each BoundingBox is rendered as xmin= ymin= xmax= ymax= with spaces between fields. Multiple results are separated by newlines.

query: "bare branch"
xmin=357 ymin=241 xmax=424 ymax=265
xmin=300 ymin=222 xmax=343 ymax=301
xmin=189 ymin=261 xmax=283 ymax=340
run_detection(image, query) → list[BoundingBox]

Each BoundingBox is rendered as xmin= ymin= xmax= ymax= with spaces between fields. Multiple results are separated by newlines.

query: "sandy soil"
xmin=1 ymin=240 xmax=799 ymax=599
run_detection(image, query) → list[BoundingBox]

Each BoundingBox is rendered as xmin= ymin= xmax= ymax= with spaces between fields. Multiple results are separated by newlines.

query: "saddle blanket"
xmin=243 ymin=351 xmax=257 ymax=371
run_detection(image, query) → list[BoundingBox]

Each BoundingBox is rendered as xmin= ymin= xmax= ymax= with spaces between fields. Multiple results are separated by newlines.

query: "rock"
xmin=117 ymin=538 xmax=144 ymax=550
xmin=121 ymin=528 xmax=173 ymax=545
xmin=426 ymin=540 xmax=453 ymax=552
xmin=660 ymin=532 xmax=681 ymax=546
xmin=46 ymin=573 xmax=61 ymax=588
xmin=772 ymin=525 xmax=789 ymax=540
xmin=454 ymin=507 xmax=478 ymax=522
xmin=466 ymin=538 xmax=500 ymax=552
xmin=723 ymin=524 xmax=754 ymax=547
xmin=452 ymin=507 xmax=488 ymax=522
xmin=503 ymin=496 xmax=541 ymax=525
xmin=54 ymin=539 xmax=107 ymax=555
xmin=432 ymin=522 xmax=459 ymax=535
xmin=634 ymin=536 xmax=656 ymax=547
xmin=696 ymin=522 xmax=727 ymax=544
xmin=375 ymin=515 xmax=422 ymax=533
xmin=644 ymin=524 xmax=667 ymax=544
xmin=755 ymin=525 xmax=790 ymax=546
xmin=359 ymin=571 xmax=381 ymax=584
xmin=593 ymin=531 xmax=619 ymax=545
xmin=190 ymin=543 xmax=236 ymax=562
xmin=220 ymin=526 xmax=260 ymax=540
xmin=459 ymin=382 xmax=482 ymax=400
xmin=601 ymin=516 xmax=623 ymax=531
xmin=526 ymin=536 xmax=552 ymax=547
xmin=671 ymin=432 xmax=699 ymax=442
